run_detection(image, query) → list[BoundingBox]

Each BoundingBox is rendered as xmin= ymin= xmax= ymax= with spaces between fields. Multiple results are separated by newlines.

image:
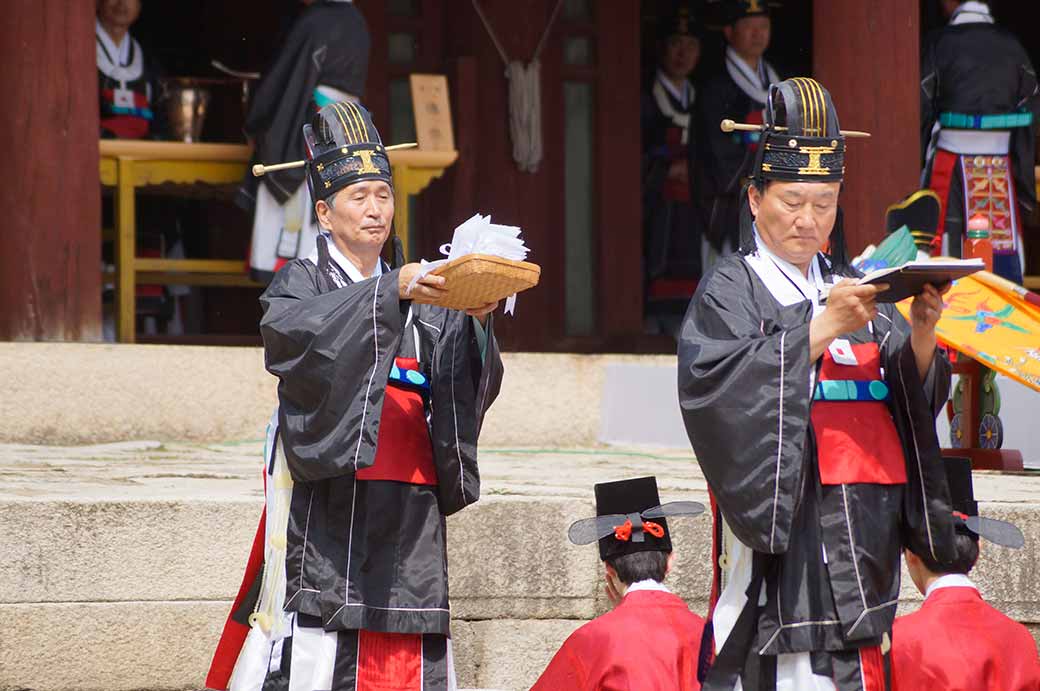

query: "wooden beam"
xmin=133 ymin=259 xmax=248 ymax=274
xmin=814 ymin=2 xmax=920 ymax=258
xmin=0 ymin=3 xmax=101 ymax=340
xmin=596 ymin=0 xmax=643 ymax=337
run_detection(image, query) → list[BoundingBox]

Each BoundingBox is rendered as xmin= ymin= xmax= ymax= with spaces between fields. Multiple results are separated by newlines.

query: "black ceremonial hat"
xmin=303 ymin=101 xmax=393 ymax=203
xmin=885 ymin=190 xmax=942 ymax=252
xmin=722 ymin=0 xmax=771 ymax=24
xmin=944 ymin=456 xmax=1025 ymax=548
xmin=752 ymin=77 xmax=847 ymax=184
xmin=658 ymin=2 xmax=701 ymax=41
xmin=567 ymin=476 xmax=704 ymax=561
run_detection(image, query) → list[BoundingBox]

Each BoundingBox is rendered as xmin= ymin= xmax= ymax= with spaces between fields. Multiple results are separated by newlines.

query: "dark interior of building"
xmin=111 ymin=0 xmax=1040 ymax=348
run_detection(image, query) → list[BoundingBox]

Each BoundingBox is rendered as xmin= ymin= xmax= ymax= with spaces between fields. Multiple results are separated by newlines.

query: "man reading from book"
xmin=679 ymin=78 xmax=958 ymax=690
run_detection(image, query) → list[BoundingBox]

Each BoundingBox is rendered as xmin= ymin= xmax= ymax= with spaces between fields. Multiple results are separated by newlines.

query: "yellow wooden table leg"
xmin=114 ymin=157 xmax=137 ymax=343
xmin=392 ymin=167 xmax=411 ymax=262
xmin=392 ymin=165 xmax=449 ymax=262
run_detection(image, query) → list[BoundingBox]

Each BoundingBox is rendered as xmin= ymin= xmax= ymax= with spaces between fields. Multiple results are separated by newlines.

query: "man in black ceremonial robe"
xmin=695 ymin=0 xmax=780 ymax=263
xmin=920 ymin=0 xmax=1039 ymax=284
xmin=678 ymin=78 xmax=958 ymax=691
xmin=228 ymin=100 xmax=503 ymax=690
xmin=642 ymin=3 xmax=705 ymax=334
xmin=241 ymin=0 xmax=372 ymax=281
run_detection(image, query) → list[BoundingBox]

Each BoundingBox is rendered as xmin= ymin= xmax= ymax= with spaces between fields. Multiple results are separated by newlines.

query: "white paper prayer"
xmin=409 ymin=213 xmax=530 ymax=314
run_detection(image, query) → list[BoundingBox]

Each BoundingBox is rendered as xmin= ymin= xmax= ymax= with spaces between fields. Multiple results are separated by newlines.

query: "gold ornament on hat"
xmin=251 ymin=142 xmax=417 ymax=177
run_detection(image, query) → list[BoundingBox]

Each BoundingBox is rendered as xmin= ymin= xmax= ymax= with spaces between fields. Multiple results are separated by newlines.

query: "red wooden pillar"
xmin=597 ymin=0 xmax=643 ymax=340
xmin=813 ymin=2 xmax=920 ymax=257
xmin=0 ymin=2 xmax=101 ymax=341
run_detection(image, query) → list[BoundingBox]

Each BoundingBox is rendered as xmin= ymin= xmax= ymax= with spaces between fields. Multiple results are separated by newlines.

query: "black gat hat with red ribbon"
xmin=945 ymin=456 xmax=1024 ymax=548
xmin=568 ymin=476 xmax=705 ymax=561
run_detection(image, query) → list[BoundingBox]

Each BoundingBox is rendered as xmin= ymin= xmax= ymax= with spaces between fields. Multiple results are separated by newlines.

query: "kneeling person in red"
xmin=532 ymin=476 xmax=707 ymax=691
xmin=892 ymin=457 xmax=1038 ymax=691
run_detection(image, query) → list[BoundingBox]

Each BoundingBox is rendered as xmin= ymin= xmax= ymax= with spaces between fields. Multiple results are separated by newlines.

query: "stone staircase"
xmin=1 ymin=344 xmax=1038 ymax=690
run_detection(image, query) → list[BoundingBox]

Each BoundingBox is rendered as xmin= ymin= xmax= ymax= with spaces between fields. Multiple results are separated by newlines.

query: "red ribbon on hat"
xmin=614 ymin=519 xmax=665 ymax=542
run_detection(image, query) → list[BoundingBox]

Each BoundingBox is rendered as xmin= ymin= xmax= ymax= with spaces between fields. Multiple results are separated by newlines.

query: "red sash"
xmin=100 ymin=88 xmax=152 ymax=139
xmin=356 ymin=631 xmax=423 ymax=690
xmin=810 ymin=343 xmax=907 ymax=485
xmin=927 ymin=148 xmax=959 ymax=253
xmin=357 ymin=357 xmax=437 ymax=485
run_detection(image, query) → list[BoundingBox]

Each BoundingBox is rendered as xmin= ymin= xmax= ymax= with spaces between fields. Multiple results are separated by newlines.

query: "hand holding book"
xmin=856 ymin=258 xmax=984 ymax=303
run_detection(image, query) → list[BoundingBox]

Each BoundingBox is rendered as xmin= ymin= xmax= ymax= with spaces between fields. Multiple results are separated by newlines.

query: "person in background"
xmin=531 ymin=477 xmax=706 ymax=691
xmin=892 ymin=456 xmax=1039 ymax=691
xmin=920 ymin=0 xmax=1039 ymax=284
xmin=695 ymin=0 xmax=779 ymax=268
xmin=96 ymin=0 xmax=165 ymax=139
xmin=242 ymin=0 xmax=371 ymax=282
xmin=642 ymin=3 xmax=706 ymax=336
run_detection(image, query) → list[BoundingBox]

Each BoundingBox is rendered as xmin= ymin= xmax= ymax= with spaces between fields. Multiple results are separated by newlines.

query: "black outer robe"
xmin=641 ymin=79 xmax=703 ymax=282
xmin=678 ymin=254 xmax=958 ymax=682
xmin=259 ymin=237 xmax=503 ymax=636
xmin=694 ymin=70 xmax=768 ymax=252
xmin=920 ymin=21 xmax=1040 ymax=246
xmin=238 ymin=1 xmax=371 ymax=210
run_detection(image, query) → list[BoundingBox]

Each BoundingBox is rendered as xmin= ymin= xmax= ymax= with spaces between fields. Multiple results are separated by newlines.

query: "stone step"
xmin=3 ymin=443 xmax=1040 ymax=690
xmin=3 ymin=343 xmax=1037 ymax=466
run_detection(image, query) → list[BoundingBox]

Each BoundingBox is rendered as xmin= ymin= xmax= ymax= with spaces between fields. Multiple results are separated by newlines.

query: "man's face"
xmin=749 ymin=180 xmax=841 ymax=268
xmin=317 ymin=181 xmax=394 ymax=256
xmin=97 ymin=0 xmax=142 ymax=28
xmin=724 ymin=15 xmax=771 ymax=61
xmin=661 ymin=35 xmax=701 ymax=81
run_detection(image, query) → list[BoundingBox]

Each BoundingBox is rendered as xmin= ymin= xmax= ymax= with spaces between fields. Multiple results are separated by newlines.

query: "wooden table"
xmin=1029 ymin=165 xmax=1040 ymax=290
xmin=100 ymin=140 xmax=457 ymax=343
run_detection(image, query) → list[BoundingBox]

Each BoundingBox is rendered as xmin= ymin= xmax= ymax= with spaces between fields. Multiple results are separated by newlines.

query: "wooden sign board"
xmin=410 ymin=74 xmax=455 ymax=151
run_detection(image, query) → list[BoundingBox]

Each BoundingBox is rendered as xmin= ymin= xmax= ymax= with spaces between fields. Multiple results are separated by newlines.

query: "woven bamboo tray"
xmin=421 ymin=254 xmax=540 ymax=310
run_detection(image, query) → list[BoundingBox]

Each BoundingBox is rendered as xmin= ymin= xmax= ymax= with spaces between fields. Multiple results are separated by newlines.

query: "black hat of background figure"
xmin=885 ymin=190 xmax=942 ymax=252
xmin=657 ymin=2 xmax=703 ymax=42
xmin=596 ymin=477 xmax=670 ymax=561
xmin=705 ymin=0 xmax=772 ymax=26
xmin=566 ymin=476 xmax=705 ymax=562
xmin=943 ymin=456 xmax=1025 ymax=548
xmin=303 ymin=100 xmax=393 ymax=204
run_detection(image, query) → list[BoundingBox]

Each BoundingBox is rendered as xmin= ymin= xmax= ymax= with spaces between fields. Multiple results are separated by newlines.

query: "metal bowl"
xmin=164 ymin=79 xmax=210 ymax=143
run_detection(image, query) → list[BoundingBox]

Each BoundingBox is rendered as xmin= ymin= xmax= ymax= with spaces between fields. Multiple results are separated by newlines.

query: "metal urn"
xmin=164 ymin=78 xmax=210 ymax=143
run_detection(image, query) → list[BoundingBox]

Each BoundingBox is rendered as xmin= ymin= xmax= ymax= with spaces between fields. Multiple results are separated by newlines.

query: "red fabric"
xmin=531 ymin=590 xmax=705 ymax=691
xmin=707 ymin=493 xmax=721 ymax=615
xmin=892 ymin=587 xmax=1040 ymax=691
xmin=928 ymin=149 xmax=960 ymax=253
xmin=744 ymin=109 xmax=765 ymax=151
xmin=100 ymin=88 xmax=151 ymax=139
xmin=613 ymin=519 xmax=664 ymax=541
xmin=648 ymin=278 xmax=699 ymax=300
xmin=811 ymin=343 xmax=907 ymax=486
xmin=205 ymin=509 xmax=267 ymax=690
xmin=357 ymin=357 xmax=437 ymax=485
xmin=858 ymin=645 xmax=886 ymax=691
xmin=356 ymin=630 xmax=424 ymax=691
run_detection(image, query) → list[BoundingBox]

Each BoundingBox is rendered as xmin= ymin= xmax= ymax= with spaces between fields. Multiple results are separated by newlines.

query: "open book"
xmin=858 ymin=258 xmax=985 ymax=303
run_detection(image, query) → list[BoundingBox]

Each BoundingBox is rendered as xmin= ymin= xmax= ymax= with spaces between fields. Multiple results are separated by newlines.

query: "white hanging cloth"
xmin=471 ymin=0 xmax=564 ymax=173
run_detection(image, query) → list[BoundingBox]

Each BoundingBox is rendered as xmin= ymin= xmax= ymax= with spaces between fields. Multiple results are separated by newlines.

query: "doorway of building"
xmin=637 ymin=0 xmax=812 ymax=338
